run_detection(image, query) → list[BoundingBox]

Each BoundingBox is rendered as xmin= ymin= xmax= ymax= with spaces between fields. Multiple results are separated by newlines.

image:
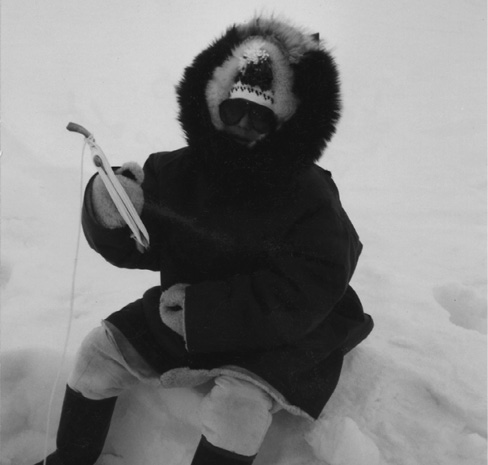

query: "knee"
xmin=200 ymin=376 xmax=274 ymax=456
xmin=68 ymin=326 xmax=137 ymax=400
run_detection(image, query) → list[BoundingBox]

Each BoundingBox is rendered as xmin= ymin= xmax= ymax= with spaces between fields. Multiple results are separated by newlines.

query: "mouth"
xmin=232 ymin=135 xmax=253 ymax=145
xmin=221 ymin=132 xmax=255 ymax=147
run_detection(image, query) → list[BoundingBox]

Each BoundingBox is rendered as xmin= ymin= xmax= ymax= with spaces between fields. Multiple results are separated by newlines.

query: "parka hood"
xmin=176 ymin=17 xmax=341 ymax=186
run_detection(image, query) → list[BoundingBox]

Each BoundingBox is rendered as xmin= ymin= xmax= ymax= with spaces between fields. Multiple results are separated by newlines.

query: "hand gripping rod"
xmin=66 ymin=122 xmax=150 ymax=252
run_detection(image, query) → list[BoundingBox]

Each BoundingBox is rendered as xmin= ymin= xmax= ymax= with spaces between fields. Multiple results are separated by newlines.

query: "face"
xmin=218 ymin=98 xmax=276 ymax=147
xmin=222 ymin=113 xmax=267 ymax=147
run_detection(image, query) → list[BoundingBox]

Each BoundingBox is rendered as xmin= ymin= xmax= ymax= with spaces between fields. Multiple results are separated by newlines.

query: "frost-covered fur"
xmin=235 ymin=16 xmax=322 ymax=64
xmin=159 ymin=283 xmax=189 ymax=341
xmin=206 ymin=36 xmax=299 ymax=129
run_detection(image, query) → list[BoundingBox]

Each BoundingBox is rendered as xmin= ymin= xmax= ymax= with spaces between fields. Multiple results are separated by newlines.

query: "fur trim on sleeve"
xmin=159 ymin=284 xmax=190 ymax=342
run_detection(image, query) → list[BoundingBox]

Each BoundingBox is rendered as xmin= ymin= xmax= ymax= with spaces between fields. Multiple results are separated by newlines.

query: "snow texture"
xmin=1 ymin=1 xmax=486 ymax=464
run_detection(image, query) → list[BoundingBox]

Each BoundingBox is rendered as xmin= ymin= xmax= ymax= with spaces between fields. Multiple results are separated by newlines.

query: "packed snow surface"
xmin=1 ymin=1 xmax=486 ymax=464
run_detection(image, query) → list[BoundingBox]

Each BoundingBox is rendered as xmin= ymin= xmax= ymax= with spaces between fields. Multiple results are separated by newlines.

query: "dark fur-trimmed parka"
xmin=82 ymin=16 xmax=373 ymax=420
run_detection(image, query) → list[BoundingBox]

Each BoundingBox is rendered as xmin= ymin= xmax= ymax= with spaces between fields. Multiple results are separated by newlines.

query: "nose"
xmin=236 ymin=113 xmax=252 ymax=130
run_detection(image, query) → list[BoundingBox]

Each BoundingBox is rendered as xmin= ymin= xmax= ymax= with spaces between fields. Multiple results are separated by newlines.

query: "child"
xmin=36 ymin=16 xmax=373 ymax=465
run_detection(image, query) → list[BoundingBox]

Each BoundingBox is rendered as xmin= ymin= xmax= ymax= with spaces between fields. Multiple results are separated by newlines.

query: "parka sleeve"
xmin=81 ymin=155 xmax=162 ymax=271
xmin=183 ymin=202 xmax=363 ymax=354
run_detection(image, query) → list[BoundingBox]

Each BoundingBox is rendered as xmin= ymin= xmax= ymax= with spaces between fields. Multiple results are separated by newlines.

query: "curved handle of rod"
xmin=66 ymin=122 xmax=92 ymax=139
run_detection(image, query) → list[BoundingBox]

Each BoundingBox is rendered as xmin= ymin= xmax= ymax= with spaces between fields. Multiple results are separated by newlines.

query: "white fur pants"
xmin=68 ymin=325 xmax=273 ymax=456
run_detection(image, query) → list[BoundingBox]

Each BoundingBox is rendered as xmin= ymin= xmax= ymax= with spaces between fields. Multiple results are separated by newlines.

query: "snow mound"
xmin=312 ymin=341 xmax=487 ymax=465
xmin=0 ymin=259 xmax=13 ymax=289
xmin=307 ymin=416 xmax=380 ymax=465
xmin=1 ymin=335 xmax=486 ymax=465
xmin=433 ymin=283 xmax=487 ymax=334
xmin=0 ymin=349 xmax=72 ymax=465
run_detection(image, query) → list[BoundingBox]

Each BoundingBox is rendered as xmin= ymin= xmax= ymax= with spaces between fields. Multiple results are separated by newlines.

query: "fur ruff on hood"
xmin=176 ymin=17 xmax=341 ymax=189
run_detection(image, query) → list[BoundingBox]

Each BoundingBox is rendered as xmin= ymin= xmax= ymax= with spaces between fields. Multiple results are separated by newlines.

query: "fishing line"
xmin=41 ymin=137 xmax=88 ymax=464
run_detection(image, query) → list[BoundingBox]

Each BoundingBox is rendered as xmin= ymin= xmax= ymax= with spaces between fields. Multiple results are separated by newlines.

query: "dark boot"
xmin=34 ymin=385 xmax=117 ymax=465
xmin=191 ymin=436 xmax=256 ymax=465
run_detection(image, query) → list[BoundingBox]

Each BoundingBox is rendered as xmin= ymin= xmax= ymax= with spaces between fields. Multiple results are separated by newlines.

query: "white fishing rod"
xmin=66 ymin=122 xmax=150 ymax=252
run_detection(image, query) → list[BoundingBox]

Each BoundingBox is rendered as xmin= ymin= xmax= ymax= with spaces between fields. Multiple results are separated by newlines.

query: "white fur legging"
xmin=68 ymin=325 xmax=274 ymax=457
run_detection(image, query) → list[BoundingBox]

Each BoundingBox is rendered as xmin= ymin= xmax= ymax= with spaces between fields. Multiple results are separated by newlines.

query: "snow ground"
xmin=1 ymin=1 xmax=486 ymax=464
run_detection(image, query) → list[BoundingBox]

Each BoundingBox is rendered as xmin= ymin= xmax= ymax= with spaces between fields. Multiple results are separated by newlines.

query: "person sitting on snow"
xmin=35 ymin=16 xmax=373 ymax=465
